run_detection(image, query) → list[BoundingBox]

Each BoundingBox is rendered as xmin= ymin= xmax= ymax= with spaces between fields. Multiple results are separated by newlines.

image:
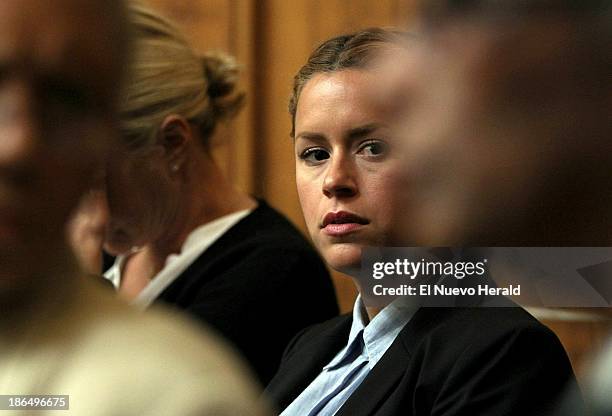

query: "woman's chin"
xmin=323 ymin=243 xmax=363 ymax=276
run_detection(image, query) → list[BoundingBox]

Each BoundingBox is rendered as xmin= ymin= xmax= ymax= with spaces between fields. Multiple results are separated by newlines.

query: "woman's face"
xmin=104 ymin=145 xmax=179 ymax=255
xmin=295 ymin=69 xmax=408 ymax=273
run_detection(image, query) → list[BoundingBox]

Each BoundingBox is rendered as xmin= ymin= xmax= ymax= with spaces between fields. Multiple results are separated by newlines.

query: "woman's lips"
xmin=323 ymin=222 xmax=365 ymax=236
xmin=321 ymin=211 xmax=369 ymax=237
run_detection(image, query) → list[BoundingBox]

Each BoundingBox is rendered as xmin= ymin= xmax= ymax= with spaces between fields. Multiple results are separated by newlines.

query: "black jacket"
xmin=265 ymin=306 xmax=576 ymax=415
xmin=155 ymin=200 xmax=339 ymax=385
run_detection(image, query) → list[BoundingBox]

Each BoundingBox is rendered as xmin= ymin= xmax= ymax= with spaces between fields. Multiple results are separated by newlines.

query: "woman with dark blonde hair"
xmin=264 ymin=28 xmax=576 ymax=416
xmin=75 ymin=3 xmax=338 ymax=385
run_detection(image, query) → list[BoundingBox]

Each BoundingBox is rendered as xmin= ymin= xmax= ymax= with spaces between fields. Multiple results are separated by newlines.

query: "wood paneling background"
xmin=139 ymin=0 xmax=610 ymax=382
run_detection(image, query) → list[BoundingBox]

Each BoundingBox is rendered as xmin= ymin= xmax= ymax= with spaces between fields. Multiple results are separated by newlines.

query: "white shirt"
xmin=104 ymin=208 xmax=252 ymax=309
xmin=281 ymin=295 xmax=418 ymax=416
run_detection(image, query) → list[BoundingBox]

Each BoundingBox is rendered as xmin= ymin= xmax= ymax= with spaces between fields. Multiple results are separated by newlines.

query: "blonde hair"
xmin=289 ymin=28 xmax=411 ymax=138
xmin=121 ymin=3 xmax=244 ymax=149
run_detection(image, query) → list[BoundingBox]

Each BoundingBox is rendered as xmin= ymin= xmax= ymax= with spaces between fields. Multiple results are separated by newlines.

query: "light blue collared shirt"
xmin=280 ymin=295 xmax=418 ymax=416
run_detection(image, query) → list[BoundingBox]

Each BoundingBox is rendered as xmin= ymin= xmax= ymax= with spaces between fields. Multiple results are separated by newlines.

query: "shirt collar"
xmin=103 ymin=208 xmax=252 ymax=293
xmin=348 ymin=294 xmax=369 ymax=346
xmin=163 ymin=208 xmax=252 ymax=268
xmin=325 ymin=294 xmax=418 ymax=371
xmin=362 ymin=295 xmax=418 ymax=368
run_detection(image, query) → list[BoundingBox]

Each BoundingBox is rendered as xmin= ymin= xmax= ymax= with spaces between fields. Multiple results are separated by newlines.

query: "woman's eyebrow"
xmin=295 ymin=131 xmax=326 ymax=142
xmin=345 ymin=123 xmax=384 ymax=140
xmin=295 ymin=123 xmax=386 ymax=142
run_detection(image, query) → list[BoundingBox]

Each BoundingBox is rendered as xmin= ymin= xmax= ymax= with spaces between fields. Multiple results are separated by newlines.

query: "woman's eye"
xmin=359 ymin=140 xmax=388 ymax=157
xmin=300 ymin=148 xmax=330 ymax=164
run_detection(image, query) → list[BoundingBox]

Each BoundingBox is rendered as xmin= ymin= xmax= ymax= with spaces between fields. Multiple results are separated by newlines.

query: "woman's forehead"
xmin=295 ymin=70 xmax=405 ymax=136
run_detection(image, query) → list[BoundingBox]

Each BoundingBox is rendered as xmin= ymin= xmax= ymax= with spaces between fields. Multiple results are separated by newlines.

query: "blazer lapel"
xmin=266 ymin=316 xmax=352 ymax=412
xmin=334 ymin=335 xmax=410 ymax=416
xmin=336 ymin=307 xmax=447 ymax=416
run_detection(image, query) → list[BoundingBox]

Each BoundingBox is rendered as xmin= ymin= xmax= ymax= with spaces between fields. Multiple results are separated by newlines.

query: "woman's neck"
xmin=152 ymin=159 xmax=255 ymax=258
xmin=119 ymin=157 xmax=256 ymax=300
xmin=364 ymin=305 xmax=384 ymax=322
xmin=351 ymin=278 xmax=388 ymax=322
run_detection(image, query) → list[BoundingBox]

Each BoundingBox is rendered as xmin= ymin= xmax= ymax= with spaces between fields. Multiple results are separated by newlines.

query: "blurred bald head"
xmin=401 ymin=1 xmax=611 ymax=245
xmin=0 ymin=0 xmax=128 ymax=296
xmin=0 ymin=0 xmax=128 ymax=113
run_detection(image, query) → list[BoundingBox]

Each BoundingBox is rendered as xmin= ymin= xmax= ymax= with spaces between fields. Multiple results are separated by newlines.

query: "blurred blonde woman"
xmin=84 ymin=3 xmax=338 ymax=385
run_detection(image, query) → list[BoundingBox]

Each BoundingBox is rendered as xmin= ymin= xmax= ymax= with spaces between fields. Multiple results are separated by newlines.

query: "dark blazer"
xmin=265 ymin=306 xmax=577 ymax=416
xmin=154 ymin=200 xmax=339 ymax=385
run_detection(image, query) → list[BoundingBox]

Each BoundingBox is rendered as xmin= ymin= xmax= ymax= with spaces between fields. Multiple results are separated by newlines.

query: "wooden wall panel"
xmin=533 ymin=309 xmax=612 ymax=384
xmin=145 ymin=0 xmax=232 ymax=52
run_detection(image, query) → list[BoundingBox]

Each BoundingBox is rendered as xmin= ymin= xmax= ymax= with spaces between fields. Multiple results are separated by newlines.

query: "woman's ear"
xmin=157 ymin=115 xmax=192 ymax=175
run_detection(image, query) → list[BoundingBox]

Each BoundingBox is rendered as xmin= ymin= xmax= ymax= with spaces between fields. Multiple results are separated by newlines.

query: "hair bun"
xmin=201 ymin=52 xmax=245 ymax=121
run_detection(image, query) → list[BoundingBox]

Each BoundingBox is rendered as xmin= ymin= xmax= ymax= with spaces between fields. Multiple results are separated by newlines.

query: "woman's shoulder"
xmin=397 ymin=306 xmax=566 ymax=365
xmin=203 ymin=200 xmax=329 ymax=276
xmin=281 ymin=314 xmax=352 ymax=359
xmin=228 ymin=199 xmax=314 ymax=248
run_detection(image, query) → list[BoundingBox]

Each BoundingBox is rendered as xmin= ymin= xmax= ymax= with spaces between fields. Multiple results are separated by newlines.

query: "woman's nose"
xmin=322 ymin=155 xmax=357 ymax=198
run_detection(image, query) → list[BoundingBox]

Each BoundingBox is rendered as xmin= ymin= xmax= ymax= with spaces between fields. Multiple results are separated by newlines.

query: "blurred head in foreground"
xmin=0 ymin=0 xmax=127 ymax=299
xmin=400 ymin=0 xmax=612 ymax=245
xmin=291 ymin=29 xmax=414 ymax=276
